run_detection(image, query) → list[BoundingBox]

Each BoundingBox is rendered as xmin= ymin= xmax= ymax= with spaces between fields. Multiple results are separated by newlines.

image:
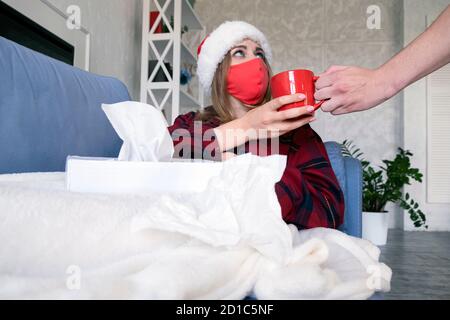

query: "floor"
xmin=378 ymin=229 xmax=450 ymax=300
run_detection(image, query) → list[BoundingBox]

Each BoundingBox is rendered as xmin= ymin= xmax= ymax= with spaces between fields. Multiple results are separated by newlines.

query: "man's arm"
xmin=315 ymin=5 xmax=450 ymax=115
xmin=383 ymin=4 xmax=450 ymax=94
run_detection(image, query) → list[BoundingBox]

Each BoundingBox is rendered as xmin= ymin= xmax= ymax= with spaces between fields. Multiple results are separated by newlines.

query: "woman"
xmin=168 ymin=21 xmax=344 ymax=231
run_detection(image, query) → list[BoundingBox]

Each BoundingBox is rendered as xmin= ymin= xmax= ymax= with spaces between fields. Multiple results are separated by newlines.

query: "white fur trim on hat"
xmin=197 ymin=21 xmax=273 ymax=94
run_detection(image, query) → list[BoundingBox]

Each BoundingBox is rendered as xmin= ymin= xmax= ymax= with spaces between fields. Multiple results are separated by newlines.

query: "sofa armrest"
xmin=342 ymin=157 xmax=363 ymax=238
xmin=325 ymin=142 xmax=362 ymax=238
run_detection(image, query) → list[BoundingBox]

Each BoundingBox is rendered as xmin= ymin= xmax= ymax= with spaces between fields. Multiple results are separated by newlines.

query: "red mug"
xmin=271 ymin=69 xmax=325 ymax=111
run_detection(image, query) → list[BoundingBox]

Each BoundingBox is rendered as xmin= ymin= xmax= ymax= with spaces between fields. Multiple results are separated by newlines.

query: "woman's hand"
xmin=213 ymin=94 xmax=315 ymax=154
xmin=241 ymin=93 xmax=316 ymax=140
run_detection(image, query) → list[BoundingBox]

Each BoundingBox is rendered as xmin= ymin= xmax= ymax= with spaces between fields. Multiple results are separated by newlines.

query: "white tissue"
xmin=101 ymin=101 xmax=174 ymax=162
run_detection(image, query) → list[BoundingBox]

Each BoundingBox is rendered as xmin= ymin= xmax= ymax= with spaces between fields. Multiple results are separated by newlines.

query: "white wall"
xmin=403 ymin=0 xmax=450 ymax=231
xmin=46 ymin=0 xmax=143 ymax=100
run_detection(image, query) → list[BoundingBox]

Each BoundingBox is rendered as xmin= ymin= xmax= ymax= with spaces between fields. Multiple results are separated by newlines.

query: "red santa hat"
xmin=197 ymin=21 xmax=273 ymax=94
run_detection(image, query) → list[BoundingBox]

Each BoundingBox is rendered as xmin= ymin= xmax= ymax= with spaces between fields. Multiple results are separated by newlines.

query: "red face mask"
xmin=227 ymin=58 xmax=269 ymax=106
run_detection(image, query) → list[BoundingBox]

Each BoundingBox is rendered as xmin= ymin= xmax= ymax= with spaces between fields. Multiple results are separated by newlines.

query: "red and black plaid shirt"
xmin=167 ymin=109 xmax=344 ymax=230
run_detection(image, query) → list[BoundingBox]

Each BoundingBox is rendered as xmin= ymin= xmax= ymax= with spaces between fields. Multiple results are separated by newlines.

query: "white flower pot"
xmin=362 ymin=211 xmax=389 ymax=246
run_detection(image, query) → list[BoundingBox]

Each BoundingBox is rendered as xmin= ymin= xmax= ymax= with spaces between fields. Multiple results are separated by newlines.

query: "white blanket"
xmin=0 ymin=154 xmax=391 ymax=299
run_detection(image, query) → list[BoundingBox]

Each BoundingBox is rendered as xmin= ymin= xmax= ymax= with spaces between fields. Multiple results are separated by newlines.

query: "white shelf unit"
xmin=140 ymin=0 xmax=206 ymax=124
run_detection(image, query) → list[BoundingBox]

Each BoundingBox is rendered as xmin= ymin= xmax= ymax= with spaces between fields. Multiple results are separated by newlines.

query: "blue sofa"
xmin=0 ymin=36 xmax=362 ymax=238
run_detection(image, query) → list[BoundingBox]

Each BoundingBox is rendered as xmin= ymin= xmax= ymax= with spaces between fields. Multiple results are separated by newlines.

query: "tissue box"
xmin=65 ymin=156 xmax=223 ymax=194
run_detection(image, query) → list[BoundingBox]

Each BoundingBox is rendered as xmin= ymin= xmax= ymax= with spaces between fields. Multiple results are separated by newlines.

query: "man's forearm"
xmin=379 ymin=5 xmax=450 ymax=96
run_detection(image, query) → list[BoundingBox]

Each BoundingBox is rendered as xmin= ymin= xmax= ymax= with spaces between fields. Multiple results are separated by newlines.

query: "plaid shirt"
xmin=167 ymin=110 xmax=344 ymax=230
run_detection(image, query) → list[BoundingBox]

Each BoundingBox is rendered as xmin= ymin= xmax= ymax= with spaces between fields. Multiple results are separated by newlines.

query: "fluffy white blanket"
xmin=0 ymin=154 xmax=391 ymax=299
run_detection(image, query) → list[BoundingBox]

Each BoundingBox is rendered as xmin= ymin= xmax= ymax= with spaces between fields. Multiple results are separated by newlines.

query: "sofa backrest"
xmin=0 ymin=36 xmax=130 ymax=174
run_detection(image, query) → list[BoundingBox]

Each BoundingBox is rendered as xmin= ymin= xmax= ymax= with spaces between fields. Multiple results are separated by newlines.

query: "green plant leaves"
xmin=341 ymin=141 xmax=428 ymax=229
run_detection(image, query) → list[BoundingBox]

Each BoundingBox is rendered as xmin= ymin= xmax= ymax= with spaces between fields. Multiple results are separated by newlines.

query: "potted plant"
xmin=342 ymin=140 xmax=428 ymax=245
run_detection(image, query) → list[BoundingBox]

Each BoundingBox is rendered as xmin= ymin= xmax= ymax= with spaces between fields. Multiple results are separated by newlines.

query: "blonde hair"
xmin=195 ymin=52 xmax=273 ymax=124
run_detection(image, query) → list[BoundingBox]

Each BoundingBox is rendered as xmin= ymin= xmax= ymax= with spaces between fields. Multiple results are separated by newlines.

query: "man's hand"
xmin=314 ymin=66 xmax=396 ymax=115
